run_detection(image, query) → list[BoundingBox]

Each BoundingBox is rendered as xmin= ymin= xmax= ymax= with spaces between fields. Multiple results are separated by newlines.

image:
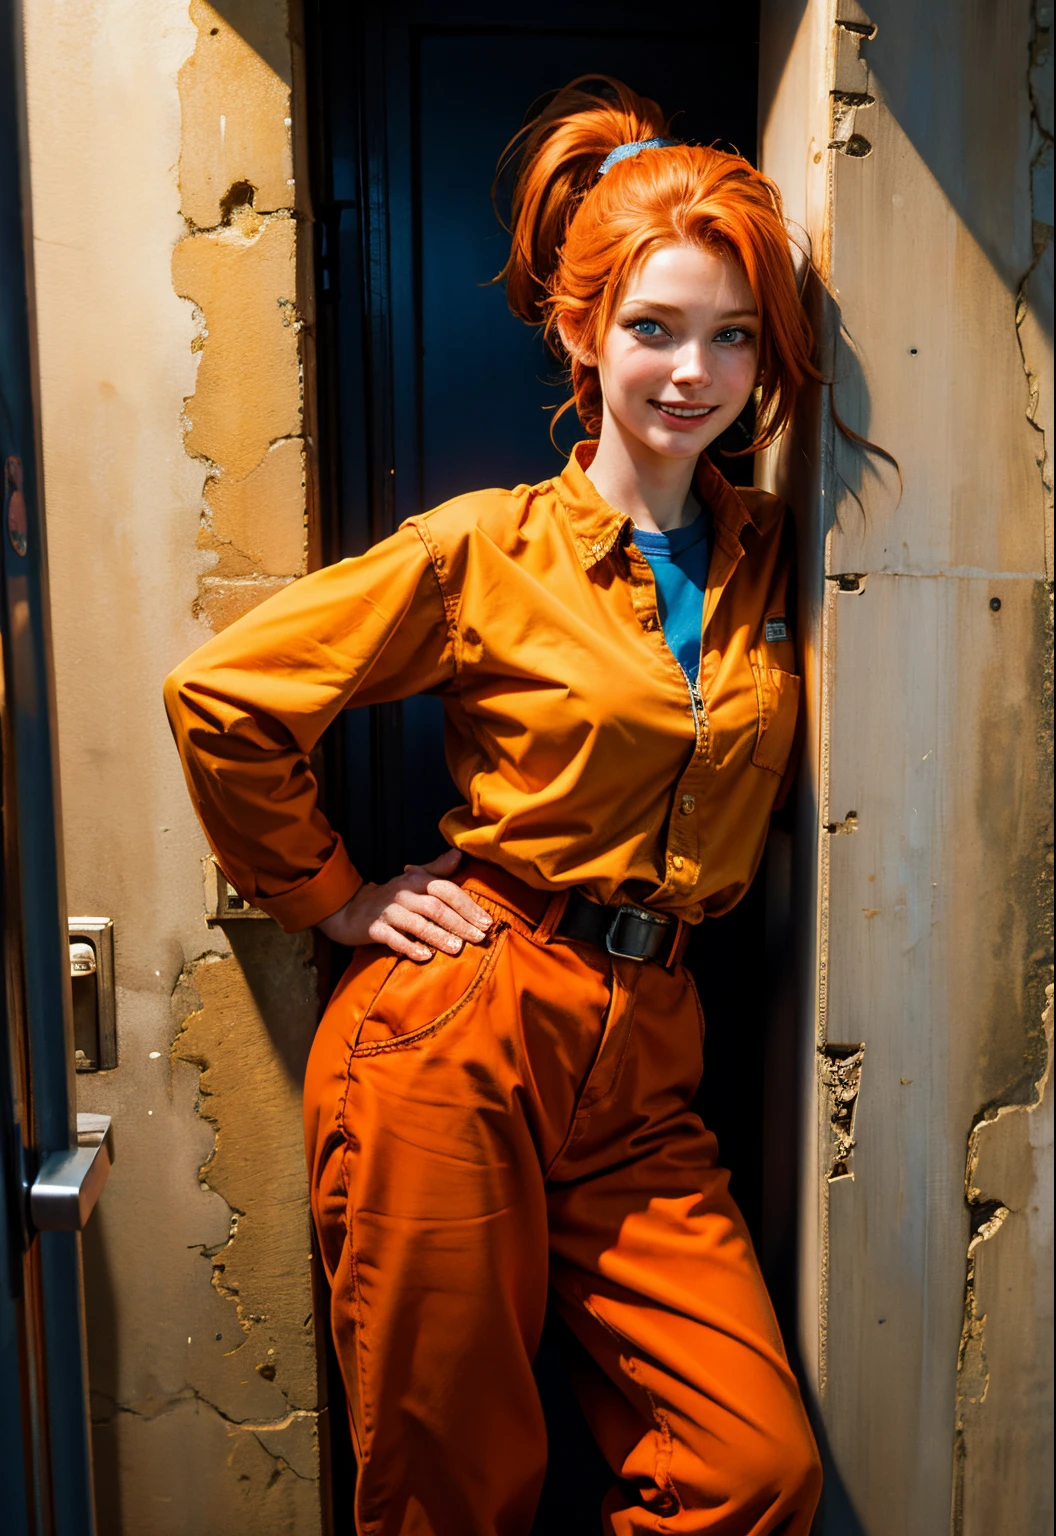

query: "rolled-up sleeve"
xmin=164 ymin=523 xmax=453 ymax=932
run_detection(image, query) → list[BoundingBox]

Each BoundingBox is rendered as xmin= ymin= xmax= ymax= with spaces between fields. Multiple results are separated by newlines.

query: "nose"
xmin=671 ymin=341 xmax=712 ymax=389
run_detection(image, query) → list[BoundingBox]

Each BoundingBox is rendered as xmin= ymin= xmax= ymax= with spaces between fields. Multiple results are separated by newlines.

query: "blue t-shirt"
xmin=632 ymin=511 xmax=712 ymax=682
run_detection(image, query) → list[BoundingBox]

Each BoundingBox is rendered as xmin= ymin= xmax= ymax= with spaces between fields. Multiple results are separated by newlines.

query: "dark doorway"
xmin=307 ymin=5 xmax=767 ymax=1529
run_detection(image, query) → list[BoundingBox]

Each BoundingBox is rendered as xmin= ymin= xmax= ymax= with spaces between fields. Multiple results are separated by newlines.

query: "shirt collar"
xmin=556 ymin=440 xmax=757 ymax=571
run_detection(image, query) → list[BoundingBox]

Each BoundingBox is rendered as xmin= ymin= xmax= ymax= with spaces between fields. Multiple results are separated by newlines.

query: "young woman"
xmin=167 ymin=78 xmax=822 ymax=1536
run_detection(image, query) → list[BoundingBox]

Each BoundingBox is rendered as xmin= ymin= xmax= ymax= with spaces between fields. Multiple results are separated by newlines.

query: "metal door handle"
xmin=29 ymin=1113 xmax=114 ymax=1231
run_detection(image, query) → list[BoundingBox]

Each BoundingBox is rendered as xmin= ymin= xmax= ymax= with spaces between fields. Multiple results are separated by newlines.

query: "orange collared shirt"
xmin=164 ymin=443 xmax=800 ymax=932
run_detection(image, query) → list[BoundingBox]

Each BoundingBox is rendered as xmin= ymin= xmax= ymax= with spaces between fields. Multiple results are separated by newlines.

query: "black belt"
xmin=555 ymin=890 xmax=687 ymax=968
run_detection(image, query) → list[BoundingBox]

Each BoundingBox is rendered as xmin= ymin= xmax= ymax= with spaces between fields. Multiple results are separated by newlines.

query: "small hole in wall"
xmin=909 ymin=347 xmax=918 ymax=355
xmin=210 ymin=26 xmax=218 ymax=34
xmin=219 ymin=180 xmax=256 ymax=223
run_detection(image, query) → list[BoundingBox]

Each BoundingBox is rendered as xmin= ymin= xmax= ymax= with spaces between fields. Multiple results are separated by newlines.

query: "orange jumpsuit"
xmin=165 ymin=443 xmax=821 ymax=1534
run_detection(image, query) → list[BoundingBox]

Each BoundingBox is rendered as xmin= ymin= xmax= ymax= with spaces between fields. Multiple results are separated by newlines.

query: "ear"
xmin=556 ymin=316 xmax=597 ymax=369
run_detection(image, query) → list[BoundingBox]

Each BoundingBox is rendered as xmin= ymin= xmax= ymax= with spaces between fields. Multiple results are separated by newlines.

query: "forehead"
xmin=618 ymin=243 xmax=756 ymax=313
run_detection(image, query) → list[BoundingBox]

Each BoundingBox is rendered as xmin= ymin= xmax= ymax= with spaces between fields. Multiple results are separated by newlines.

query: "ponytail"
xmin=496 ymin=76 xmax=668 ymax=326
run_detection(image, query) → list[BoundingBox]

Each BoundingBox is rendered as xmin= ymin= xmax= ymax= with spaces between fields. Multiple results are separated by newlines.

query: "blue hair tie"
xmin=597 ymin=138 xmax=679 ymax=177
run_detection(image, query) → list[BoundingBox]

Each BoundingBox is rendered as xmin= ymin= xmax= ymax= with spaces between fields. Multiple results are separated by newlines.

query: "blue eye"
xmin=715 ymin=327 xmax=753 ymax=346
xmin=628 ymin=318 xmax=664 ymax=337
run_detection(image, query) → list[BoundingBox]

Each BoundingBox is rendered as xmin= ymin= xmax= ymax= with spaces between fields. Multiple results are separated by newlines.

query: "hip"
xmin=303 ymin=858 xmax=707 ymax=1182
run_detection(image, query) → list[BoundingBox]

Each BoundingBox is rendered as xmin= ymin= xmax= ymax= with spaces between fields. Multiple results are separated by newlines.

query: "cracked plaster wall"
xmin=23 ymin=2 xmax=324 ymax=1531
xmin=760 ymin=0 xmax=1053 ymax=1531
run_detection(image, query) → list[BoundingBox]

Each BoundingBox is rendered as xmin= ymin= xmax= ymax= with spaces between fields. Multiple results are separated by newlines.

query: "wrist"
xmin=317 ymin=885 xmax=371 ymax=943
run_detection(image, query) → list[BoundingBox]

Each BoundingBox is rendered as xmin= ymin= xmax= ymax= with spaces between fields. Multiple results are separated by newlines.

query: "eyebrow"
xmin=620 ymin=300 xmax=760 ymax=320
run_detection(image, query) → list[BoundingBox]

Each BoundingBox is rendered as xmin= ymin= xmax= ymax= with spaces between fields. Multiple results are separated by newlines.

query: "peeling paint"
xmin=820 ymin=1043 xmax=865 ymax=1179
xmin=824 ymin=809 xmax=858 ymax=834
xmin=173 ymin=202 xmax=306 ymax=629
xmin=170 ymin=934 xmax=319 ymax=1412
xmin=1016 ymin=0 xmax=1055 ymax=575
xmin=953 ymin=984 xmax=1054 ymax=1532
xmin=178 ymin=1 xmax=294 ymax=230
xmin=174 ymin=0 xmax=309 ymax=636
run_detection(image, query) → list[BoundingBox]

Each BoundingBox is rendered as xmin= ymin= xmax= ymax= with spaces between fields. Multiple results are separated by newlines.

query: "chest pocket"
xmin=750 ymin=652 xmax=801 ymax=775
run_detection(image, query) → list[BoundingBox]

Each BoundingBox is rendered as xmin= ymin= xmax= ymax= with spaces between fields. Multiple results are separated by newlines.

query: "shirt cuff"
xmin=254 ymin=839 xmax=364 ymax=933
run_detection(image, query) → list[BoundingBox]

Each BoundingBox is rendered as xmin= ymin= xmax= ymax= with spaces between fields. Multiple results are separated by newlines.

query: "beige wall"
xmin=23 ymin=2 xmax=325 ymax=1530
xmin=760 ymin=0 xmax=1053 ymax=1531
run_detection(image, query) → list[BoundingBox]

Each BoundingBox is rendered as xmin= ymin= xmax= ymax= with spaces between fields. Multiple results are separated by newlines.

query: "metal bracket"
xmin=29 ymin=1113 xmax=114 ymax=1232
xmin=204 ymin=856 xmax=268 ymax=922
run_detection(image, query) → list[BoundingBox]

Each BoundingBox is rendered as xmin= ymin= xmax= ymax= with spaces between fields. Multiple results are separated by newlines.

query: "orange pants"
xmin=305 ymin=861 xmax=821 ymax=1535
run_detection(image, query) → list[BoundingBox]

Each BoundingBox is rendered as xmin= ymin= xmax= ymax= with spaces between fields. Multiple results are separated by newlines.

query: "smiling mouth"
xmin=651 ymin=401 xmax=717 ymax=419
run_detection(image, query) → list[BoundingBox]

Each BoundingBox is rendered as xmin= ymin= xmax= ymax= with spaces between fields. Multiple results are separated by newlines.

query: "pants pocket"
xmin=352 ymin=925 xmax=508 ymax=1056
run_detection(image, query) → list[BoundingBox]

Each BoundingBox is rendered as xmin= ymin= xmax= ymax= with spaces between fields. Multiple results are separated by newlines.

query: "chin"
xmin=643 ymin=424 xmax=721 ymax=459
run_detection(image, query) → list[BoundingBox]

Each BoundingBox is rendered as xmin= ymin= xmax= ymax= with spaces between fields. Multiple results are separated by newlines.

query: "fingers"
xmin=419 ymin=847 xmax=462 ymax=875
xmin=372 ymin=903 xmax=466 ymax=961
xmin=366 ymin=918 xmax=433 ymax=964
xmin=398 ymin=852 xmax=493 ymax=936
xmin=353 ymin=850 xmax=496 ymax=964
xmin=421 ymin=878 xmax=493 ymax=934
xmin=399 ymin=888 xmax=488 ymax=944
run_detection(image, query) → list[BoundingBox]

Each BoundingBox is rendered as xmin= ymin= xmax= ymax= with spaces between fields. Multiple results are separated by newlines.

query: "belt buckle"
xmin=604 ymin=904 xmax=669 ymax=962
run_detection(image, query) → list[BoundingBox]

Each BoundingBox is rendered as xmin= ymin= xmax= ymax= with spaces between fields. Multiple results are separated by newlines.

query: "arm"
xmin=164 ymin=521 xmax=490 ymax=953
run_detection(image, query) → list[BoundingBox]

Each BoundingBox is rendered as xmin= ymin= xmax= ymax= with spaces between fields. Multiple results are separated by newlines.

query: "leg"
xmin=304 ymin=911 xmax=618 ymax=1536
xmin=547 ymin=960 xmax=822 ymax=1535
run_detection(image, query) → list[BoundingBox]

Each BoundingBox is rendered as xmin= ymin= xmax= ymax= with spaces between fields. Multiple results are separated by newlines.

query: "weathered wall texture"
xmin=760 ymin=1 xmax=1053 ymax=1532
xmin=23 ymin=2 xmax=324 ymax=1531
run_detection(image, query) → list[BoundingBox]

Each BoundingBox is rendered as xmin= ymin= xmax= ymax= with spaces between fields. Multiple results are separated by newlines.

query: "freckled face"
xmin=596 ymin=244 xmax=761 ymax=462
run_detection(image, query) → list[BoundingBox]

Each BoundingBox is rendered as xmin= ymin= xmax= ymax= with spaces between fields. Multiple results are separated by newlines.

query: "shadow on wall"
xmin=82 ymin=1208 xmax=122 ymax=1536
xmin=198 ymin=0 xmax=293 ymax=88
xmin=761 ymin=0 xmax=1051 ymax=335
xmin=217 ymin=917 xmax=319 ymax=1084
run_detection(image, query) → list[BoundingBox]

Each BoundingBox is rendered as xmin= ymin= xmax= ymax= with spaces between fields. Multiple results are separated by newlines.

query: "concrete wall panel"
xmin=760 ymin=1 xmax=1053 ymax=1530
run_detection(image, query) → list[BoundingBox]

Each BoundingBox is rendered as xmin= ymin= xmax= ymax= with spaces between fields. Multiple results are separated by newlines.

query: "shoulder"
xmin=401 ymin=480 xmax=557 ymax=565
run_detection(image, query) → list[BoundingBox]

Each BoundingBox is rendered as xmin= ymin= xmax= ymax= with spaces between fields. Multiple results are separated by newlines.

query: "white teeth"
xmin=656 ymin=403 xmax=712 ymax=418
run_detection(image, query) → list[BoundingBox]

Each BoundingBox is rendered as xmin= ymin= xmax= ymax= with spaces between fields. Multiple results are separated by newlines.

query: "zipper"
xmin=682 ymin=668 xmax=710 ymax=759
xmin=630 ymin=546 xmax=711 ymax=761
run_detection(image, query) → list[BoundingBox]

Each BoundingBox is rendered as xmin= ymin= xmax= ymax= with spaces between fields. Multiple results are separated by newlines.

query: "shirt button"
xmin=680 ymin=794 xmax=695 ymax=815
xmin=672 ymin=855 xmax=684 ymax=871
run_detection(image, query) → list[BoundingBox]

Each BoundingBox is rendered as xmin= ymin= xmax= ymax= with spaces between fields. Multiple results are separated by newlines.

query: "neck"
xmin=584 ymin=414 xmax=700 ymax=533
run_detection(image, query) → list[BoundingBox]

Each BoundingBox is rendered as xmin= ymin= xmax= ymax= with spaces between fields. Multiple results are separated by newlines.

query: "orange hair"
xmin=497 ymin=77 xmax=817 ymax=450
